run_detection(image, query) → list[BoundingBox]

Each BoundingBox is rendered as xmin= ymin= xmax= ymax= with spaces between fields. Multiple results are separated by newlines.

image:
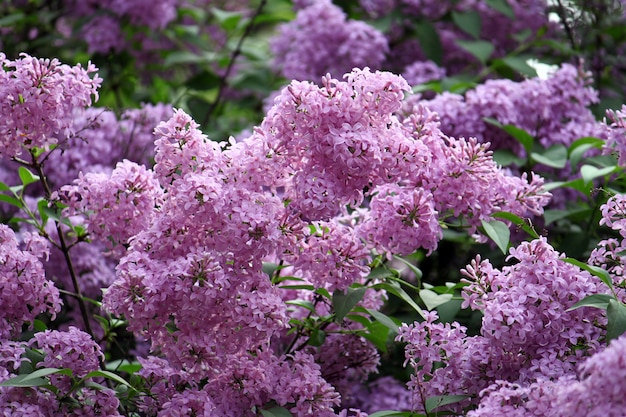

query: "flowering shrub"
xmin=2 ymin=1 xmax=626 ymax=416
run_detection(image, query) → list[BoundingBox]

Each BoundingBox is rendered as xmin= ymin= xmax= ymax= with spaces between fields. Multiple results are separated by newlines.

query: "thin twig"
xmin=202 ymin=0 xmax=267 ymax=127
xmin=31 ymin=153 xmax=95 ymax=339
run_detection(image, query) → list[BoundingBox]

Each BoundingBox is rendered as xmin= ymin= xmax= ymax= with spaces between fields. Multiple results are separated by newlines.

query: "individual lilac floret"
xmin=0 ymin=53 xmax=101 ymax=159
xmin=59 ymin=159 xmax=163 ymax=257
xmin=271 ymin=0 xmax=388 ymax=80
xmin=0 ymin=225 xmax=61 ymax=339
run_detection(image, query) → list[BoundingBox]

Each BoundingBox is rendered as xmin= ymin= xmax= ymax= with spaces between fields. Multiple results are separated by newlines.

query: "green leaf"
xmin=361 ymin=320 xmax=390 ymax=352
xmin=285 ymin=300 xmax=316 ymax=313
xmin=567 ymin=294 xmax=614 ymax=311
xmin=211 ymin=8 xmax=242 ymax=31
xmin=483 ymin=119 xmax=533 ymax=154
xmin=18 ymin=166 xmax=40 ymax=186
xmin=580 ymin=164 xmax=617 ymax=185
xmin=425 ymin=395 xmax=470 ymax=413
xmin=481 ymin=219 xmax=510 ymax=254
xmin=185 ymin=70 xmax=221 ymax=91
xmin=485 ymin=0 xmax=515 ymax=18
xmin=83 ymin=370 xmax=135 ymax=390
xmin=415 ymin=20 xmax=443 ymax=65
xmin=279 ymin=284 xmax=316 ymax=291
xmin=346 ymin=313 xmax=372 ymax=327
xmin=366 ymin=308 xmax=400 ymax=334
xmin=497 ymin=56 xmax=538 ymax=77
xmin=568 ymin=137 xmax=604 ymax=168
xmin=373 ymin=282 xmax=426 ymax=320
xmin=492 ymin=211 xmax=539 ymax=239
xmin=260 ymin=407 xmax=294 ymax=417
xmin=315 ymin=288 xmax=332 ymax=300
xmin=308 ymin=328 xmax=326 ymax=347
xmin=543 ymin=207 xmax=590 ymax=226
xmin=333 ymin=287 xmax=366 ymax=322
xmin=367 ymin=266 xmax=395 ymax=280
xmin=37 ymin=198 xmax=51 ymax=225
xmin=419 ymin=289 xmax=453 ymax=311
xmin=0 ymin=368 xmax=72 ymax=387
xmin=0 ymin=181 xmax=9 ymax=191
xmin=451 ymin=11 xmax=482 ymax=39
xmin=0 ymin=11 xmax=25 ymax=27
xmin=456 ymin=40 xmax=494 ymax=64
xmin=105 ymin=359 xmax=142 ymax=374
xmin=392 ymin=255 xmax=423 ymax=281
xmin=530 ymin=144 xmax=567 ymax=169
xmin=606 ymin=299 xmax=626 ymax=343
xmin=492 ymin=149 xmax=526 ymax=167
xmin=368 ymin=411 xmax=416 ymax=417
xmin=562 ymin=258 xmax=613 ymax=290
xmin=0 ymin=194 xmax=23 ymax=209
xmin=163 ymin=51 xmax=216 ymax=67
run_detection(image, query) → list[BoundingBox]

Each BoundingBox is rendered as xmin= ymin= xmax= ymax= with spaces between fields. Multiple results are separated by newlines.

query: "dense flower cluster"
xmin=420 ymin=64 xmax=603 ymax=157
xmin=0 ymin=53 xmax=101 ymax=159
xmin=32 ymin=326 xmax=103 ymax=385
xmin=61 ymin=0 xmax=178 ymax=54
xmin=398 ymin=237 xmax=606 ymax=412
xmin=0 ymin=224 xmax=61 ymax=340
xmin=94 ymin=68 xmax=550 ymax=414
xmin=278 ymin=0 xmax=552 ymax=81
xmin=468 ymin=333 xmax=626 ymax=416
xmin=59 ymin=160 xmax=164 ymax=257
xmin=271 ymin=0 xmax=388 ymax=80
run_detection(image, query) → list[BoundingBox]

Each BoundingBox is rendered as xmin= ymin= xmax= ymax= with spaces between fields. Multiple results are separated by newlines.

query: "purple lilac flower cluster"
xmin=468 ymin=332 xmax=626 ymax=416
xmin=271 ymin=0 xmax=388 ymax=80
xmin=60 ymin=0 xmax=178 ymax=54
xmin=1 ymin=327 xmax=121 ymax=416
xmin=0 ymin=53 xmax=101 ymax=160
xmin=397 ymin=237 xmax=607 ymax=413
xmin=420 ymin=63 xmax=604 ymax=157
xmin=588 ymin=194 xmax=626 ymax=300
xmin=91 ymin=68 xmax=549 ymax=414
xmin=273 ymin=0 xmax=551 ymax=82
xmin=60 ymin=160 xmax=164 ymax=257
xmin=0 ymin=225 xmax=61 ymax=340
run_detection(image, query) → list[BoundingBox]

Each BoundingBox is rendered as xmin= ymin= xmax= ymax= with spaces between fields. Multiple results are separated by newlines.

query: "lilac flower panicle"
xmin=32 ymin=326 xmax=103 ymax=378
xmin=271 ymin=0 xmax=388 ymax=81
xmin=59 ymin=159 xmax=163 ymax=257
xmin=461 ymin=238 xmax=605 ymax=380
xmin=0 ymin=53 xmax=101 ymax=159
xmin=356 ymin=184 xmax=442 ymax=256
xmin=0 ymin=225 xmax=61 ymax=339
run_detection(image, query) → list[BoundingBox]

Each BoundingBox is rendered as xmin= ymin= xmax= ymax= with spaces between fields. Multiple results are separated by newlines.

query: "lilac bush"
xmin=3 ymin=0 xmax=626 ymax=412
